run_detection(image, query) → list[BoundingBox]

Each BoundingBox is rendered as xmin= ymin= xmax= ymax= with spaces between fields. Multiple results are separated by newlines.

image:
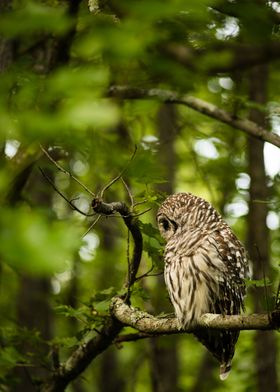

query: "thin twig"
xmin=40 ymin=145 xmax=95 ymax=197
xmin=121 ymin=177 xmax=134 ymax=207
xmin=82 ymin=215 xmax=102 ymax=237
xmin=91 ymin=198 xmax=143 ymax=290
xmin=135 ymin=270 xmax=163 ymax=282
xmin=132 ymin=208 xmax=152 ymax=217
xmin=114 ymin=332 xmax=154 ymax=343
xmin=99 ymin=145 xmax=137 ymax=198
xmin=135 ymin=264 xmax=154 ymax=281
xmin=89 ymin=208 xmax=152 ymax=219
xmin=39 ymin=168 xmax=94 ymax=217
xmin=133 ymin=199 xmax=148 ymax=207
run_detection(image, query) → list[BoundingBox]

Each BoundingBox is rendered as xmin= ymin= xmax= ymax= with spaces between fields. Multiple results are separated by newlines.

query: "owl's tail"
xmin=219 ymin=361 xmax=232 ymax=380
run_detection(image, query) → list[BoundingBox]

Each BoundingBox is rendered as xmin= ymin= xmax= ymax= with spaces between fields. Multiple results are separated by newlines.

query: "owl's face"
xmin=157 ymin=212 xmax=178 ymax=241
xmin=157 ymin=192 xmax=220 ymax=242
xmin=157 ymin=193 xmax=192 ymax=241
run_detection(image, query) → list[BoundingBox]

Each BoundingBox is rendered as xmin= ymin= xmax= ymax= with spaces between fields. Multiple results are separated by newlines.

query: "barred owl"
xmin=157 ymin=192 xmax=249 ymax=380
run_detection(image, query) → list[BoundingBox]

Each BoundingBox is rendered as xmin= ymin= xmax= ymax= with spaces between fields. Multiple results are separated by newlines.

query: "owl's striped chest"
xmin=164 ymin=247 xmax=222 ymax=327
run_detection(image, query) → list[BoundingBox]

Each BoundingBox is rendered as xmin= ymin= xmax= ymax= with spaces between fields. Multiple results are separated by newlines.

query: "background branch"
xmin=162 ymin=41 xmax=280 ymax=74
xmin=108 ymin=86 xmax=280 ymax=149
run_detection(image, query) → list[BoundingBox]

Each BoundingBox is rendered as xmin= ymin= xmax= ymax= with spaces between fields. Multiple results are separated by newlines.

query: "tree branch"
xmin=40 ymin=198 xmax=143 ymax=392
xmin=91 ymin=198 xmax=143 ymax=291
xmin=111 ymin=297 xmax=280 ymax=333
xmin=108 ymin=86 xmax=280 ymax=149
xmin=162 ymin=41 xmax=280 ymax=74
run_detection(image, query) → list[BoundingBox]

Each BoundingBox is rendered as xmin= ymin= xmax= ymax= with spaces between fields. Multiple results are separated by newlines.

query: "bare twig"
xmin=82 ymin=214 xmax=102 ymax=237
xmin=108 ymin=86 xmax=280 ymax=149
xmin=121 ymin=177 xmax=134 ymax=207
xmin=114 ymin=332 xmax=154 ymax=343
xmin=39 ymin=168 xmax=94 ymax=217
xmin=99 ymin=146 xmax=137 ymax=198
xmin=91 ymin=198 xmax=143 ymax=289
xmin=40 ymin=145 xmax=95 ymax=197
xmin=135 ymin=270 xmax=163 ymax=282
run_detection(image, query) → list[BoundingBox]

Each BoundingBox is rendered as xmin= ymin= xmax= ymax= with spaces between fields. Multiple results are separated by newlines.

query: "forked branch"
xmin=91 ymin=198 xmax=143 ymax=290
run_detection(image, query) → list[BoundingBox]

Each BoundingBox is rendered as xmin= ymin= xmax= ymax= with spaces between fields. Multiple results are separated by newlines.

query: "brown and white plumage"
xmin=157 ymin=192 xmax=249 ymax=380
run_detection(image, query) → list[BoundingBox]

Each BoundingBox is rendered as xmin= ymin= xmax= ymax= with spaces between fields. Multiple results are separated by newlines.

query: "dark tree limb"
xmin=108 ymin=86 xmax=280 ymax=149
xmin=40 ymin=198 xmax=143 ymax=392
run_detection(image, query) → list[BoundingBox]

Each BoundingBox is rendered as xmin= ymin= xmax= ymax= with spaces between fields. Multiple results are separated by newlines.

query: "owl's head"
xmin=157 ymin=192 xmax=220 ymax=241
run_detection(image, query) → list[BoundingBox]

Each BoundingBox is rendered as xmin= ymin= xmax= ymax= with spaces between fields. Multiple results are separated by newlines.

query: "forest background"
xmin=0 ymin=0 xmax=280 ymax=391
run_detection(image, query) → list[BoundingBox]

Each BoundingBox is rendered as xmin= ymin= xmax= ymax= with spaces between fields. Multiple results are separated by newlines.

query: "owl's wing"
xmin=192 ymin=232 xmax=246 ymax=380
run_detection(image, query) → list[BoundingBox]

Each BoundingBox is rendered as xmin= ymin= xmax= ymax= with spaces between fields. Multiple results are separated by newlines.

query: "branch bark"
xmin=108 ymin=86 xmax=280 ymax=149
xmin=111 ymin=297 xmax=280 ymax=333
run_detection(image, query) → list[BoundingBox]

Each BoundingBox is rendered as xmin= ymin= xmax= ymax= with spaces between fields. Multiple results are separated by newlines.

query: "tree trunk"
xmin=247 ymin=64 xmax=278 ymax=392
xmin=12 ymin=168 xmax=53 ymax=391
xmin=149 ymin=104 xmax=179 ymax=392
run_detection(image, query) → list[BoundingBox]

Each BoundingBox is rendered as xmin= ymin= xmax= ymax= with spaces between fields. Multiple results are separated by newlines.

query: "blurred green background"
xmin=0 ymin=0 xmax=279 ymax=391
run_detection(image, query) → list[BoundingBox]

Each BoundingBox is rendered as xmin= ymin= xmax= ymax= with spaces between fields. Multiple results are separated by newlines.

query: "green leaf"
xmin=91 ymin=287 xmax=117 ymax=302
xmin=51 ymin=336 xmax=79 ymax=349
xmin=0 ymin=207 xmax=82 ymax=275
xmin=54 ymin=304 xmax=90 ymax=321
xmin=0 ymin=1 xmax=71 ymax=37
xmin=245 ymin=278 xmax=272 ymax=287
xmin=127 ymin=147 xmax=165 ymax=184
xmin=131 ymin=284 xmax=151 ymax=301
xmin=0 ymin=347 xmax=27 ymax=378
xmin=139 ymin=222 xmax=162 ymax=242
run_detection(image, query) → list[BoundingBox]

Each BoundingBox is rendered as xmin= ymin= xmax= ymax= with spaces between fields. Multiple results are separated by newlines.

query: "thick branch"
xmin=111 ymin=297 xmax=280 ymax=333
xmin=108 ymin=86 xmax=280 ymax=149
